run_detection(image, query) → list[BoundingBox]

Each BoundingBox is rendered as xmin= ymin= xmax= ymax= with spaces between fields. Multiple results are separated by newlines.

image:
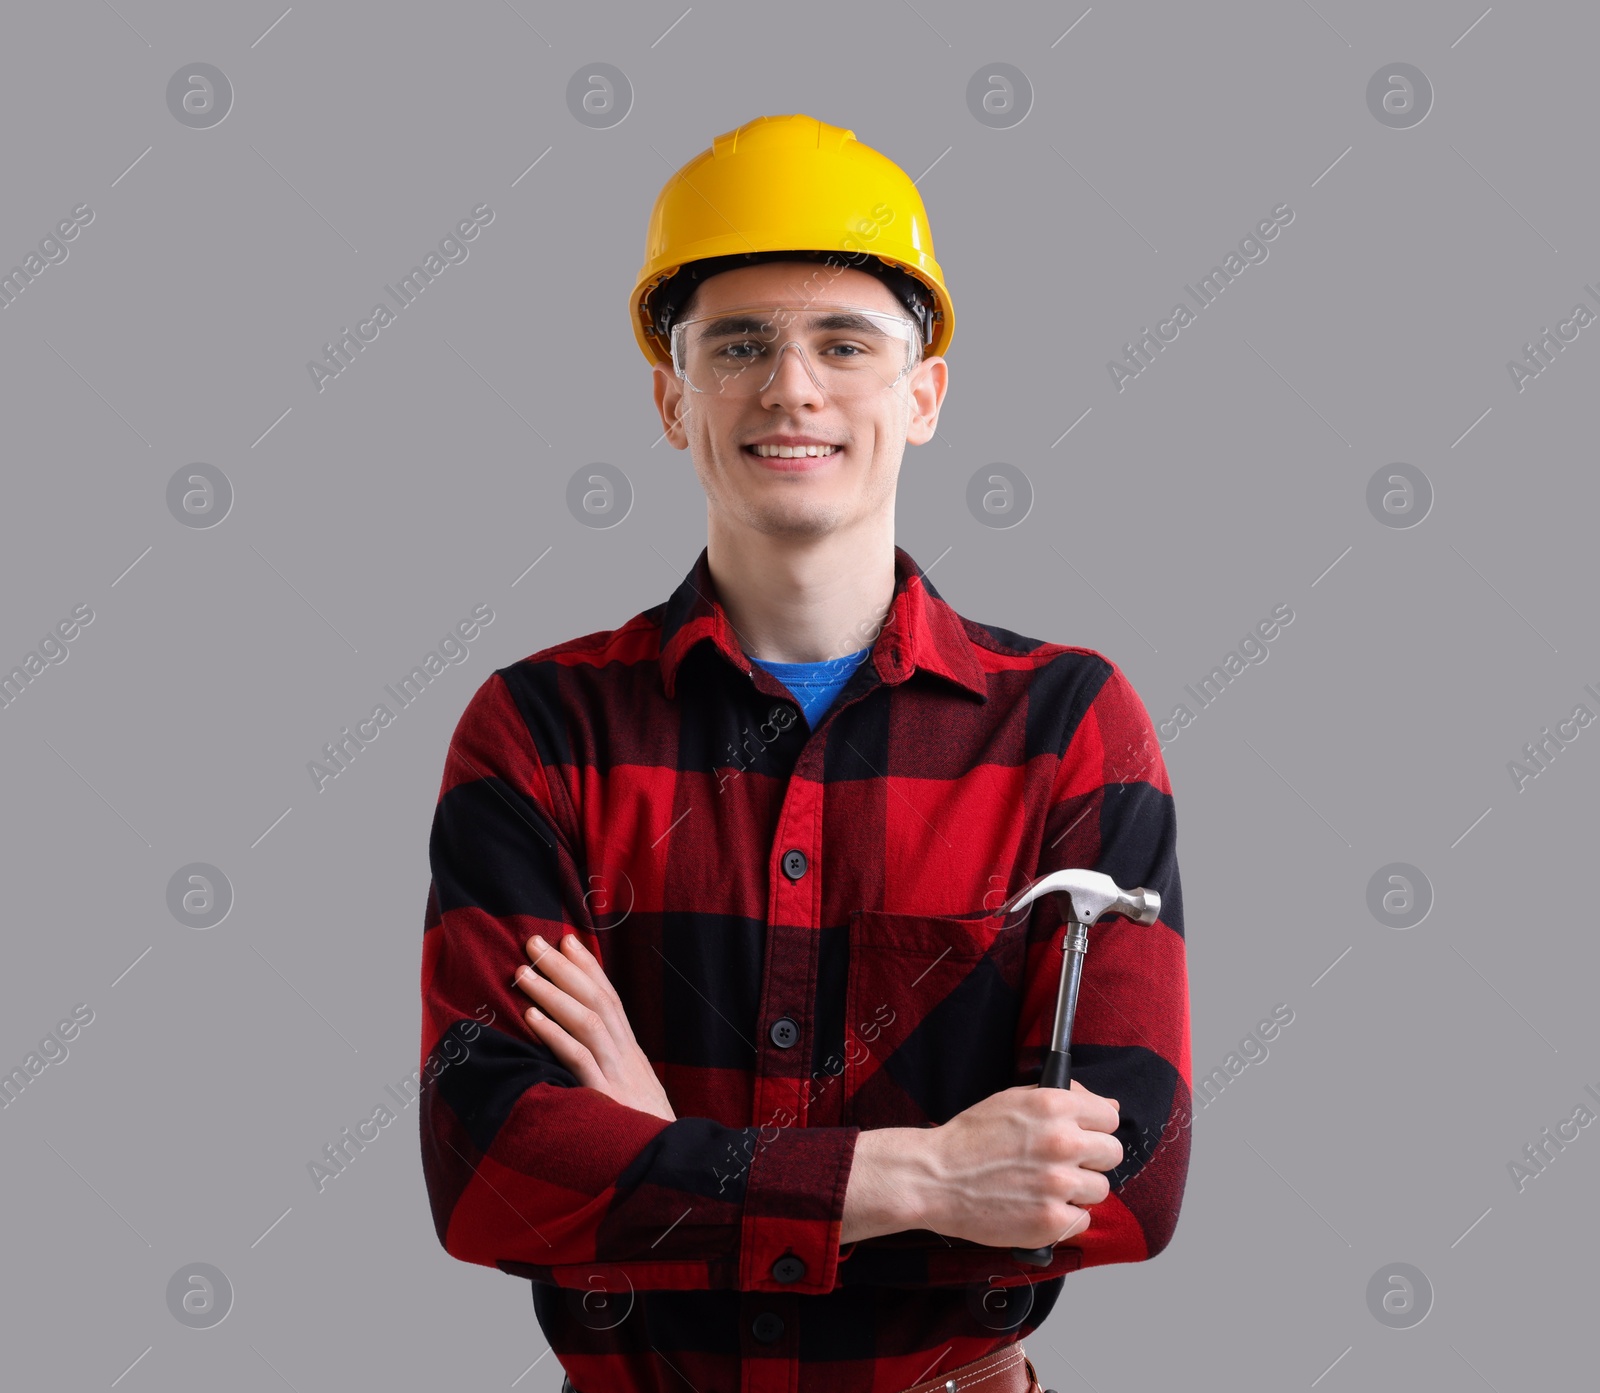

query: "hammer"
xmin=986 ymin=868 xmax=1161 ymax=1266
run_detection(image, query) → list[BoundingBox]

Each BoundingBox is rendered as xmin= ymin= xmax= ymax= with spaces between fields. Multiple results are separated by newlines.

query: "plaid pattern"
xmin=419 ymin=544 xmax=1191 ymax=1393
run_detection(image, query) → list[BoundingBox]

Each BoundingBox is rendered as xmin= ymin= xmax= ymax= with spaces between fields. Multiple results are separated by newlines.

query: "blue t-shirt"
xmin=748 ymin=644 xmax=873 ymax=729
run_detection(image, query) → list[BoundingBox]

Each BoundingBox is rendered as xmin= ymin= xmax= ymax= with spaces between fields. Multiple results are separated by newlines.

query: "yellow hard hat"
xmin=630 ymin=113 xmax=954 ymax=368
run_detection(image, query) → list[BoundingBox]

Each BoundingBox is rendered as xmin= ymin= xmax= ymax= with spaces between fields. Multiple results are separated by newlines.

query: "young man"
xmin=419 ymin=114 xmax=1190 ymax=1393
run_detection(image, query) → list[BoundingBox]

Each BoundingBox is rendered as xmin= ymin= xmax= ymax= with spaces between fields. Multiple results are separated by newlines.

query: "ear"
xmin=652 ymin=362 xmax=692 ymax=450
xmin=903 ymin=355 xmax=948 ymax=447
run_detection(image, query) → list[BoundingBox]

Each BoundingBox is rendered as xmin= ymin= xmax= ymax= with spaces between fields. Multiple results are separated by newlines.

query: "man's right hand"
xmin=920 ymin=1080 xmax=1123 ymax=1250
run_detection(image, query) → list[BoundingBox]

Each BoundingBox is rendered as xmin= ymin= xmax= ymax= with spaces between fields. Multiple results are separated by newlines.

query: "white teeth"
xmin=751 ymin=444 xmax=837 ymax=458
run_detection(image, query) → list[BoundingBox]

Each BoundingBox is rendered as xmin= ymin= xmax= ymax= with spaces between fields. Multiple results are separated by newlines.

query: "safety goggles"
xmin=668 ymin=302 xmax=922 ymax=399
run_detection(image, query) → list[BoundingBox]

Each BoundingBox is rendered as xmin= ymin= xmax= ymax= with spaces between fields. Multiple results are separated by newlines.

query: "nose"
xmin=756 ymin=340 xmax=826 ymax=410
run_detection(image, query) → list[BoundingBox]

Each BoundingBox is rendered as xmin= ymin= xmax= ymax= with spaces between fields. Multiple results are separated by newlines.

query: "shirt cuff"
xmin=739 ymin=1124 xmax=860 ymax=1294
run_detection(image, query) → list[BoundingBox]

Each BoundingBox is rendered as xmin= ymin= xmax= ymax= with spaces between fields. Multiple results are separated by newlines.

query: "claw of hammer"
xmin=991 ymin=867 xmax=1160 ymax=929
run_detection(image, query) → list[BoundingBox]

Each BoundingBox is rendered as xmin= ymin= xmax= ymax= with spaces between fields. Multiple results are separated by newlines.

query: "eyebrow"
xmin=692 ymin=311 xmax=894 ymax=342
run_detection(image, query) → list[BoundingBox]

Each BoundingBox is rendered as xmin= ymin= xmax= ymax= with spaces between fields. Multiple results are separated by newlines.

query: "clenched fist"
xmin=921 ymin=1079 xmax=1123 ymax=1251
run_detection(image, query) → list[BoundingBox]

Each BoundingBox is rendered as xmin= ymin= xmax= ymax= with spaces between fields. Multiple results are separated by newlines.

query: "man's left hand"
xmin=514 ymin=934 xmax=677 ymax=1123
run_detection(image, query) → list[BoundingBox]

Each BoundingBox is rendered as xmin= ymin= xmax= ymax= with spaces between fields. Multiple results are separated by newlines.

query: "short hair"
xmin=648 ymin=249 xmax=933 ymax=360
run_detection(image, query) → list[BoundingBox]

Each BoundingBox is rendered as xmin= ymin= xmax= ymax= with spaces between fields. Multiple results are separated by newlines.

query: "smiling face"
xmin=652 ymin=260 xmax=947 ymax=543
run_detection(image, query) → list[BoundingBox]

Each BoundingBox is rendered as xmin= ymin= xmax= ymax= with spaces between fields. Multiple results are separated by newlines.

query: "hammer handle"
xmin=1010 ymin=926 xmax=1087 ymax=1267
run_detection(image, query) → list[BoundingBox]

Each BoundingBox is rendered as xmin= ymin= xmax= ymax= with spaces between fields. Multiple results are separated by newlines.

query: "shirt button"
xmin=769 ymin=1017 xmax=798 ymax=1049
xmin=768 ymin=703 xmax=792 ymax=725
xmin=781 ymin=848 xmax=808 ymax=881
xmin=771 ymin=1254 xmax=806 ymax=1284
xmin=751 ymin=1311 xmax=785 ymax=1343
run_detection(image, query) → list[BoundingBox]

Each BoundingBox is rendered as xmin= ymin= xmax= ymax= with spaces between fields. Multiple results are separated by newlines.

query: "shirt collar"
xmin=658 ymin=543 xmax=988 ymax=704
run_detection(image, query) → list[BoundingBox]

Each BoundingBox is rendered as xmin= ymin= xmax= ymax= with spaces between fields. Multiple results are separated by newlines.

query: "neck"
xmin=706 ymin=517 xmax=896 ymax=665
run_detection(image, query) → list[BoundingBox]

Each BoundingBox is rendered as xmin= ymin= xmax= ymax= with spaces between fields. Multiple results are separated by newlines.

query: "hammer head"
xmin=996 ymin=868 xmax=1160 ymax=928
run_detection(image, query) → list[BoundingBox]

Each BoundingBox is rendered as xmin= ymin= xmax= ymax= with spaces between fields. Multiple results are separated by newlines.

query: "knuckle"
xmin=1040 ymin=1158 xmax=1077 ymax=1199
xmin=1044 ymin=1120 xmax=1080 ymax=1161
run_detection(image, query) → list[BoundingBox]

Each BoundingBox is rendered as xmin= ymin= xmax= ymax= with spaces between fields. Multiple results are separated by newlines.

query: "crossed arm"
xmin=507 ymin=929 xmax=1123 ymax=1254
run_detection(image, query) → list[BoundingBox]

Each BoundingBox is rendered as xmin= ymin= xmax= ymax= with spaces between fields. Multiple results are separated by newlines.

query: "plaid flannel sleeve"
xmin=835 ymin=660 xmax=1191 ymax=1288
xmin=419 ymin=671 xmax=861 ymax=1295
xmin=1018 ymin=660 xmax=1191 ymax=1273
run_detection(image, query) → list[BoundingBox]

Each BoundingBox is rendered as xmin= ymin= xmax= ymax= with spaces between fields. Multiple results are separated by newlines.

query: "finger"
xmin=1081 ymin=1107 xmax=1121 ymax=1136
xmin=557 ymin=933 xmax=616 ymax=1000
xmin=1079 ymin=1135 xmax=1125 ymax=1174
xmin=559 ymin=932 xmax=612 ymax=982
xmin=524 ymin=935 xmax=607 ymax=1013
xmin=561 ymin=935 xmax=643 ymax=1043
xmin=1072 ymin=1092 xmax=1122 ymax=1135
xmin=1057 ymin=1209 xmax=1091 ymax=1241
xmin=513 ymin=962 xmax=573 ymax=1009
xmin=513 ymin=965 xmax=615 ymax=1069
xmin=522 ymin=1006 xmax=606 ymax=1090
xmin=535 ymin=934 xmax=635 ymax=1046
xmin=512 ymin=963 xmax=544 ymax=1003
xmin=513 ymin=965 xmax=589 ymax=1039
xmin=1067 ymin=1079 xmax=1119 ymax=1110
xmin=558 ymin=934 xmax=631 ymax=1018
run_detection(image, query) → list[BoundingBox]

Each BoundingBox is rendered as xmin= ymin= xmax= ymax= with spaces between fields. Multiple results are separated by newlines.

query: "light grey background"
xmin=1 ymin=2 xmax=1594 ymax=1389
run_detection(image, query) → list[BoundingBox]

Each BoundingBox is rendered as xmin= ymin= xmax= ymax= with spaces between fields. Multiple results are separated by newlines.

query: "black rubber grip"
xmin=1038 ymin=1047 xmax=1072 ymax=1091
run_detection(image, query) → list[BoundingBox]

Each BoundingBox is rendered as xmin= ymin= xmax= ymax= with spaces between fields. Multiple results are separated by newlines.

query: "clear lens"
xmin=670 ymin=303 xmax=919 ymax=398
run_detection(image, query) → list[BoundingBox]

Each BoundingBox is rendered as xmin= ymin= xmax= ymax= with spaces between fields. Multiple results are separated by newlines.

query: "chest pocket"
xmin=842 ymin=909 xmax=1027 ymax=1129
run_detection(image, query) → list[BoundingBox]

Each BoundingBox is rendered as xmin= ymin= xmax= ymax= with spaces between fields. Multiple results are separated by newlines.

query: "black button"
xmin=751 ymin=1311 xmax=785 ymax=1343
xmin=767 ymin=704 xmax=792 ymax=725
xmin=771 ymin=1254 xmax=806 ymax=1284
xmin=781 ymin=848 xmax=808 ymax=881
xmin=769 ymin=1017 xmax=798 ymax=1049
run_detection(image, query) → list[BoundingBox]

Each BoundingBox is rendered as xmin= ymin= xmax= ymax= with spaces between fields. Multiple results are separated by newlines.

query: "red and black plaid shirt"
xmin=419 ymin=543 xmax=1191 ymax=1393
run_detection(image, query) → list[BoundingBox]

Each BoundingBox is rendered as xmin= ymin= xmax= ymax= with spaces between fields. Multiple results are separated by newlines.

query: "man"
xmin=419 ymin=114 xmax=1190 ymax=1393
